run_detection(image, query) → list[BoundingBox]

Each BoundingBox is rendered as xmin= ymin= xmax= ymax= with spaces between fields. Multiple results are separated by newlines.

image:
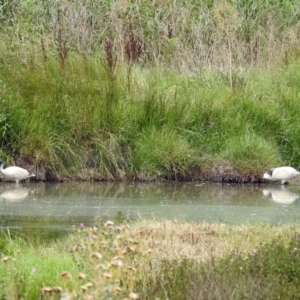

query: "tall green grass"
xmin=1 ymin=1 xmax=300 ymax=181
xmin=1 ymin=54 xmax=300 ymax=180
xmin=0 ymin=234 xmax=80 ymax=299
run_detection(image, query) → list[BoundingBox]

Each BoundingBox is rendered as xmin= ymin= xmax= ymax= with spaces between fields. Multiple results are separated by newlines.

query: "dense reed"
xmin=0 ymin=0 xmax=300 ymax=181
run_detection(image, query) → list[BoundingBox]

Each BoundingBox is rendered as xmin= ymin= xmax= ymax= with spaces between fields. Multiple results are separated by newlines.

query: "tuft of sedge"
xmin=103 ymin=272 xmax=112 ymax=279
xmin=104 ymin=221 xmax=114 ymax=227
xmin=90 ymin=252 xmax=102 ymax=259
xmin=81 ymin=285 xmax=88 ymax=292
xmin=129 ymin=292 xmax=139 ymax=299
xmin=113 ymin=286 xmax=122 ymax=293
xmin=123 ymin=246 xmax=134 ymax=254
xmin=78 ymin=272 xmax=87 ymax=279
xmin=41 ymin=287 xmax=54 ymax=293
xmin=129 ymin=239 xmax=138 ymax=244
xmin=100 ymin=241 xmax=107 ymax=248
xmin=83 ymin=295 xmax=95 ymax=300
xmin=61 ymin=271 xmax=72 ymax=279
xmin=111 ymin=258 xmax=123 ymax=267
xmin=128 ymin=266 xmax=137 ymax=272
xmin=87 ymin=227 xmax=97 ymax=234
xmin=116 ymin=234 xmax=123 ymax=240
xmin=52 ymin=286 xmax=63 ymax=292
xmin=81 ymin=282 xmax=93 ymax=292
xmin=116 ymin=226 xmax=125 ymax=233
xmin=94 ymin=263 xmax=108 ymax=271
xmin=113 ymin=255 xmax=124 ymax=260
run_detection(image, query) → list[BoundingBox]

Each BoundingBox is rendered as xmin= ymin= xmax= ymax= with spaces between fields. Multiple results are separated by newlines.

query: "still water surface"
xmin=1 ymin=182 xmax=300 ymax=240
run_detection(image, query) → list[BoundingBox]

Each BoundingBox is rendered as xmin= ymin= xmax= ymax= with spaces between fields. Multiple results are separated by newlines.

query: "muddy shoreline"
xmin=0 ymin=163 xmax=266 ymax=184
xmin=3 ymin=161 xmax=298 ymax=184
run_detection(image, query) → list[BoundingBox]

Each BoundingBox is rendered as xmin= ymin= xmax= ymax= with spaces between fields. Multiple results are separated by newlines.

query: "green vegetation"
xmin=1 ymin=220 xmax=300 ymax=299
xmin=0 ymin=0 xmax=300 ymax=181
xmin=137 ymin=239 xmax=300 ymax=300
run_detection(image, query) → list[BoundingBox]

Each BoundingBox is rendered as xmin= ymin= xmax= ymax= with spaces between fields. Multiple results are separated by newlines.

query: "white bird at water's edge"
xmin=263 ymin=166 xmax=300 ymax=185
xmin=0 ymin=160 xmax=35 ymax=184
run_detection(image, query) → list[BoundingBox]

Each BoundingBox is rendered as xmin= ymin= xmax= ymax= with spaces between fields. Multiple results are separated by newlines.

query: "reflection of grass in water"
xmin=0 ymin=215 xmax=88 ymax=241
xmin=0 ymin=225 xmax=72 ymax=242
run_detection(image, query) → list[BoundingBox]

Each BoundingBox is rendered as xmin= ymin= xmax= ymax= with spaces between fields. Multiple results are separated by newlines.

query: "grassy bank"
xmin=0 ymin=0 xmax=300 ymax=182
xmin=1 ymin=220 xmax=300 ymax=299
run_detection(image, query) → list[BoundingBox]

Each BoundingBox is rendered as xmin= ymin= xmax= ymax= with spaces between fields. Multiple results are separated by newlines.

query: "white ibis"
xmin=263 ymin=166 xmax=300 ymax=185
xmin=0 ymin=160 xmax=35 ymax=184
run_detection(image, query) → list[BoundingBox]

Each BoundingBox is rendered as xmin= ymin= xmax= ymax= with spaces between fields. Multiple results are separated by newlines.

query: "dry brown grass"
xmin=128 ymin=220 xmax=300 ymax=262
xmin=3 ymin=0 xmax=300 ymax=73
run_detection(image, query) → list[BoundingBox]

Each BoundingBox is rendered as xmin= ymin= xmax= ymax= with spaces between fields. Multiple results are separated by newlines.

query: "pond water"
xmin=1 ymin=181 xmax=300 ymax=241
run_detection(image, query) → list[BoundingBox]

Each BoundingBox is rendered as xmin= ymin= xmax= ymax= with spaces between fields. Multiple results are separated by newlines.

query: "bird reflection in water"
xmin=263 ymin=187 xmax=300 ymax=204
xmin=0 ymin=186 xmax=30 ymax=202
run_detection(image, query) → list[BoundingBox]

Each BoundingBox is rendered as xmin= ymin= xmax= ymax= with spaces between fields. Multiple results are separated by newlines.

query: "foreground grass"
xmin=1 ymin=220 xmax=300 ymax=299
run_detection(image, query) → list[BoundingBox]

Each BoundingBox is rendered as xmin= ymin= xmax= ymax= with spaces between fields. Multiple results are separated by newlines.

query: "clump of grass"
xmin=0 ymin=234 xmax=79 ymax=299
xmin=133 ymin=126 xmax=200 ymax=180
xmin=137 ymin=239 xmax=300 ymax=300
xmin=220 ymin=132 xmax=282 ymax=172
xmin=232 ymin=235 xmax=300 ymax=296
xmin=131 ymin=220 xmax=300 ymax=299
